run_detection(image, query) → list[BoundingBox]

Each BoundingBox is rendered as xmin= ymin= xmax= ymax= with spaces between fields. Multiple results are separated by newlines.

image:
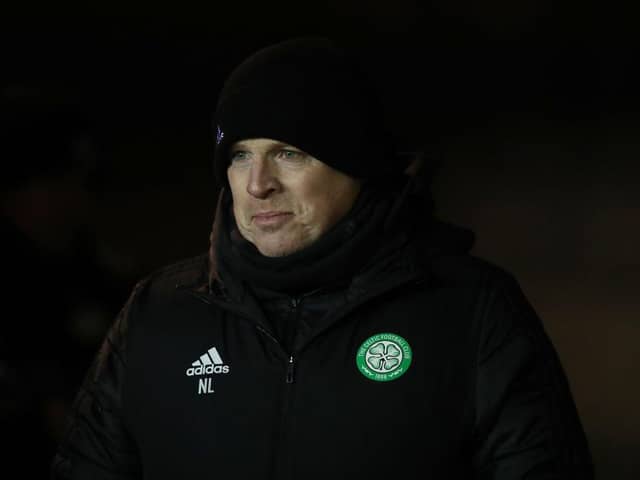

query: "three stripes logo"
xmin=185 ymin=346 xmax=230 ymax=377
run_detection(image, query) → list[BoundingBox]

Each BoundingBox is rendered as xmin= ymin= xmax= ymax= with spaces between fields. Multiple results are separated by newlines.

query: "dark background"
xmin=1 ymin=1 xmax=639 ymax=478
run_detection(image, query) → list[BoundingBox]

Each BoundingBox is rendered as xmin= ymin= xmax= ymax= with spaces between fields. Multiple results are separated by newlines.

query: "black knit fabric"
xmin=212 ymin=36 xmax=402 ymax=187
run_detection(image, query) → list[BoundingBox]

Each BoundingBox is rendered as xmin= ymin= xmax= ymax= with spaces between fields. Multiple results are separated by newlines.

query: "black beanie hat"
xmin=212 ymin=36 xmax=401 ymax=187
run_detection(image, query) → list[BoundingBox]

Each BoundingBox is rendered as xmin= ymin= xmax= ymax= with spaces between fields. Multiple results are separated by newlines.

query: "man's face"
xmin=227 ymin=138 xmax=362 ymax=257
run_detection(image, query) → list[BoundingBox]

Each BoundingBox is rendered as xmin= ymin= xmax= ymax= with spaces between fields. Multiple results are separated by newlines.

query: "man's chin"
xmin=256 ymin=245 xmax=298 ymax=258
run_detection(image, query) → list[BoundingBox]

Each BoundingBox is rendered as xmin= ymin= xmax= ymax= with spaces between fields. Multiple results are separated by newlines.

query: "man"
xmin=52 ymin=37 xmax=594 ymax=479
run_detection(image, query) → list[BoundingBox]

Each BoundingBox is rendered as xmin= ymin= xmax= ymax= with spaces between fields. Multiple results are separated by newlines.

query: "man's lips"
xmin=251 ymin=211 xmax=293 ymax=227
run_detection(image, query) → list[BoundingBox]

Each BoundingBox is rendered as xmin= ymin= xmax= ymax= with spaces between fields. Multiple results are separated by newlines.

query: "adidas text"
xmin=186 ymin=365 xmax=230 ymax=376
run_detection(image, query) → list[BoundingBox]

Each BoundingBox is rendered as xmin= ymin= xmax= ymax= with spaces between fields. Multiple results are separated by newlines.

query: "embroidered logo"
xmin=186 ymin=346 xmax=231 ymax=395
xmin=216 ymin=125 xmax=225 ymax=145
xmin=356 ymin=333 xmax=412 ymax=382
xmin=186 ymin=346 xmax=230 ymax=376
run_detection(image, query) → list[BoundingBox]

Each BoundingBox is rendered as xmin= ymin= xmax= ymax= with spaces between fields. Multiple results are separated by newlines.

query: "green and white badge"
xmin=356 ymin=333 xmax=412 ymax=382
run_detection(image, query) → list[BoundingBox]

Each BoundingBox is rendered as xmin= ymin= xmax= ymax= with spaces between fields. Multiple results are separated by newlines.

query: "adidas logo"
xmin=185 ymin=346 xmax=231 ymax=376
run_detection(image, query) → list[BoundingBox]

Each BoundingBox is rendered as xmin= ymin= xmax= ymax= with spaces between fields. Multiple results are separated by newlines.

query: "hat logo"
xmin=216 ymin=125 xmax=225 ymax=145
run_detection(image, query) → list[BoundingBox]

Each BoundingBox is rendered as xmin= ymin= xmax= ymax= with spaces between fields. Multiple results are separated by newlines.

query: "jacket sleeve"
xmin=51 ymin=282 xmax=145 ymax=480
xmin=472 ymin=273 xmax=595 ymax=479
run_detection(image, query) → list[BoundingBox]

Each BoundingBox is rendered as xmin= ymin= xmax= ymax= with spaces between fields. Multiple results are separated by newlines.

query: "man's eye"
xmin=278 ymin=149 xmax=302 ymax=160
xmin=230 ymin=151 xmax=248 ymax=163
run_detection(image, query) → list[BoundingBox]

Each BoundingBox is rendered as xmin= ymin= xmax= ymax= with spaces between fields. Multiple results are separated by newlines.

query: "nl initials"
xmin=198 ymin=377 xmax=215 ymax=394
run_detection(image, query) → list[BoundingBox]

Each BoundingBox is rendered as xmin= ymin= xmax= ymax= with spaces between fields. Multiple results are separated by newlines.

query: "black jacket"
xmin=52 ymin=216 xmax=594 ymax=479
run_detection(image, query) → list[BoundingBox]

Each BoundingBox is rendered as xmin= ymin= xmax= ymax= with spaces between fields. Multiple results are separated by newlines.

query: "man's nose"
xmin=246 ymin=158 xmax=280 ymax=199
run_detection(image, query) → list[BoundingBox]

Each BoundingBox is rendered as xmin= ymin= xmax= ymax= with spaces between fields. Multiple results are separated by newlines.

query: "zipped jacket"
xmin=52 ymin=218 xmax=594 ymax=479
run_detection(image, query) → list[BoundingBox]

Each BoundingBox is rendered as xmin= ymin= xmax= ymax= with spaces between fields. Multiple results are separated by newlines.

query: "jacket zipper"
xmin=254 ymin=325 xmax=296 ymax=380
xmin=272 ymin=295 xmax=302 ymax=478
xmin=286 ymin=355 xmax=295 ymax=384
xmin=285 ymin=296 xmax=300 ymax=384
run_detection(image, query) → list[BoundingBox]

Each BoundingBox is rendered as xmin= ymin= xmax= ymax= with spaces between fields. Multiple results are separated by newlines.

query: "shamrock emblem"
xmin=365 ymin=341 xmax=403 ymax=373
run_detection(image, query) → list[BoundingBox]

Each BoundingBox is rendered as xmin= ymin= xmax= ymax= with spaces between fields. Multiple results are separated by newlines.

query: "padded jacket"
xmin=52 ymin=217 xmax=594 ymax=479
